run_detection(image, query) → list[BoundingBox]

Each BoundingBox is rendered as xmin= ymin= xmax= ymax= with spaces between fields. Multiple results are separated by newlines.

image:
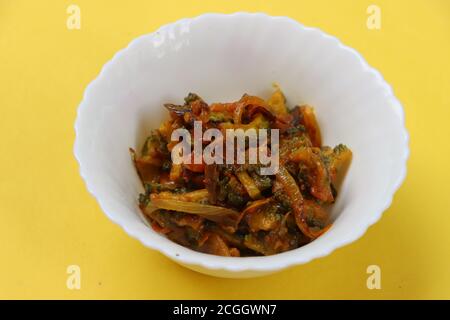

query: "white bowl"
xmin=74 ymin=13 xmax=409 ymax=278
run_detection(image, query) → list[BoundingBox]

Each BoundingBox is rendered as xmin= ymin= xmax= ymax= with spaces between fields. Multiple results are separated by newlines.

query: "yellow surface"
xmin=1 ymin=0 xmax=449 ymax=300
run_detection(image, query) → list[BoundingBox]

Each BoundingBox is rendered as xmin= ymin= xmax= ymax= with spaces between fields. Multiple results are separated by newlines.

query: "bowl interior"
xmin=75 ymin=13 xmax=407 ymax=273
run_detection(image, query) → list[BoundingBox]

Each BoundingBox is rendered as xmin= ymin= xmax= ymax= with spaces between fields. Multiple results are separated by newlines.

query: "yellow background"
xmin=1 ymin=0 xmax=449 ymax=299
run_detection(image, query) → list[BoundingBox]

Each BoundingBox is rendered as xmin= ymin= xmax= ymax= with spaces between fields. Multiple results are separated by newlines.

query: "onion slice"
xmin=150 ymin=198 xmax=242 ymax=231
xmin=275 ymin=165 xmax=329 ymax=239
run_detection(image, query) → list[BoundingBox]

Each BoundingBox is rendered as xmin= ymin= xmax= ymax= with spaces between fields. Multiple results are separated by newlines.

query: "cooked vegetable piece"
xmin=289 ymin=147 xmax=334 ymax=203
xmin=220 ymin=114 xmax=270 ymax=130
xmin=244 ymin=199 xmax=281 ymax=232
xmin=164 ymin=103 xmax=191 ymax=116
xmin=151 ymin=189 xmax=209 ymax=203
xmin=141 ymin=131 xmax=168 ymax=156
xmin=169 ymin=163 xmax=183 ymax=181
xmin=149 ymin=198 xmax=242 ymax=232
xmin=130 ymin=148 xmax=159 ymax=182
xmin=236 ymin=171 xmax=262 ymax=200
xmin=204 ymin=164 xmax=219 ymax=204
xmin=303 ymin=199 xmax=330 ymax=230
xmin=298 ymin=105 xmax=322 ymax=147
xmin=328 ymin=144 xmax=353 ymax=190
xmin=199 ymin=233 xmax=234 ymax=256
xmin=250 ymin=171 xmax=273 ymax=191
xmin=267 ymin=85 xmax=288 ymax=115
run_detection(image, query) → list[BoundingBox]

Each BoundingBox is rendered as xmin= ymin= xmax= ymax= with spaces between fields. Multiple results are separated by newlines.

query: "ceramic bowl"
xmin=74 ymin=12 xmax=409 ymax=278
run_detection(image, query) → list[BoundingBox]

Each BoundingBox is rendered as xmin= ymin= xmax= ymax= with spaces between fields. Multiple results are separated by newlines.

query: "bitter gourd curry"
xmin=130 ymin=86 xmax=352 ymax=256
